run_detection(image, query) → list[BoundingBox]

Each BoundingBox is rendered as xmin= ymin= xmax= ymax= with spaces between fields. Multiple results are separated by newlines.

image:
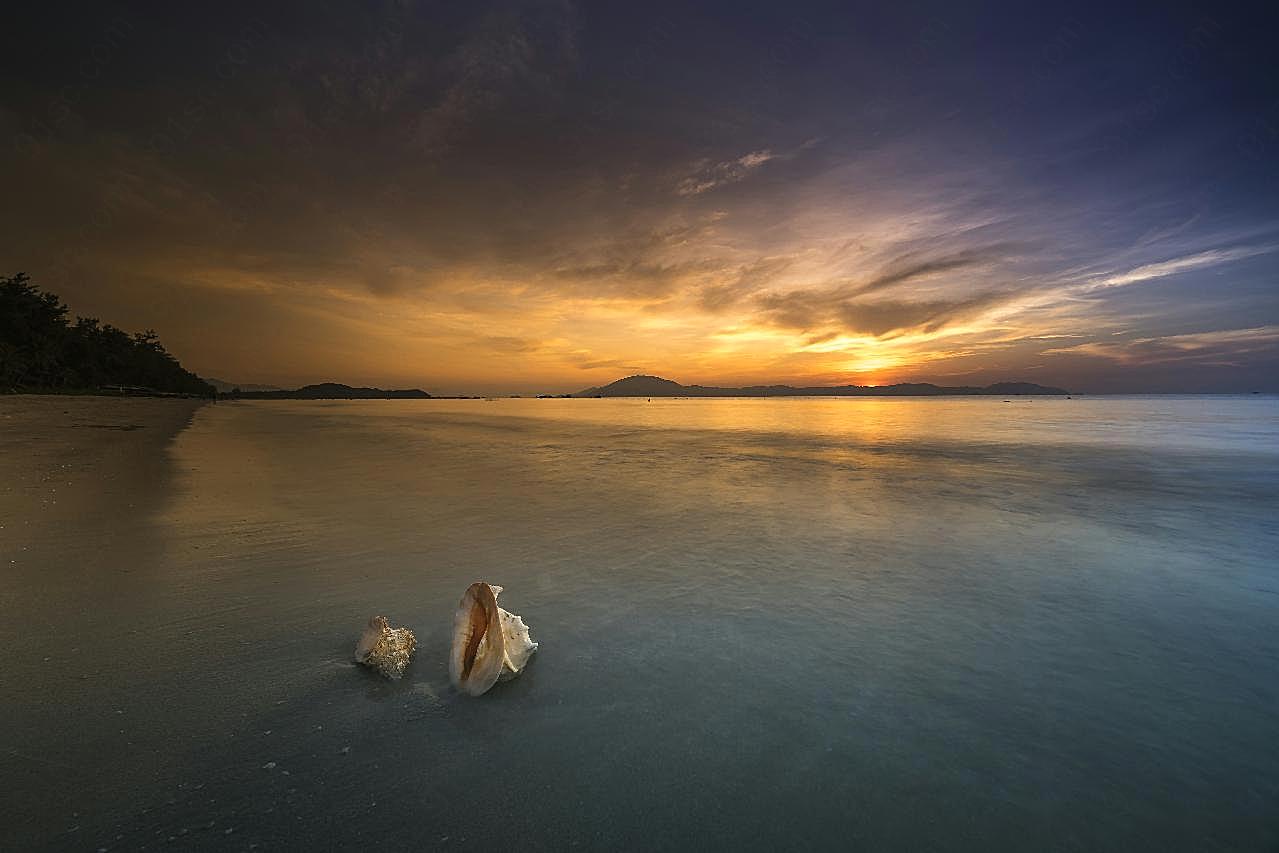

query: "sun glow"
xmin=843 ymin=353 xmax=904 ymax=374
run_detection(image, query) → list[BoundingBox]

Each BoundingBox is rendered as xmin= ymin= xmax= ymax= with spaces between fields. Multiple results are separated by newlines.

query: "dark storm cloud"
xmin=3 ymin=0 xmax=594 ymax=291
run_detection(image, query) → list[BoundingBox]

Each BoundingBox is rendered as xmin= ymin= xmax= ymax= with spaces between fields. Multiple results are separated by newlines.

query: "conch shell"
xmin=449 ymin=582 xmax=537 ymax=696
xmin=354 ymin=615 xmax=417 ymax=679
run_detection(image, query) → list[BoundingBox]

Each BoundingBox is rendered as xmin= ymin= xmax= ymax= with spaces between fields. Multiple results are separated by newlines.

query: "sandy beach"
xmin=0 ymin=395 xmax=206 ymax=849
xmin=0 ymin=395 xmax=205 ymax=527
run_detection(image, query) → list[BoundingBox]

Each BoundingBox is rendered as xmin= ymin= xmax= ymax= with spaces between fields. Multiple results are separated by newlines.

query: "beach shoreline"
xmin=0 ymin=394 xmax=206 ymax=527
xmin=0 ymin=394 xmax=208 ymax=851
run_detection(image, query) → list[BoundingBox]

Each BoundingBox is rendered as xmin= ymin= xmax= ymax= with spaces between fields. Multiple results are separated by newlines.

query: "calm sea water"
xmin=5 ymin=396 xmax=1279 ymax=851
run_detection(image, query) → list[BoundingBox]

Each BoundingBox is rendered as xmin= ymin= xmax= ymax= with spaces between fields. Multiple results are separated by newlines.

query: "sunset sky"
xmin=4 ymin=0 xmax=1277 ymax=394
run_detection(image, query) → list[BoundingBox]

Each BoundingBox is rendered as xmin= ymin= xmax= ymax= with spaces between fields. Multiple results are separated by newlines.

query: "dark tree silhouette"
xmin=0 ymin=273 xmax=214 ymax=396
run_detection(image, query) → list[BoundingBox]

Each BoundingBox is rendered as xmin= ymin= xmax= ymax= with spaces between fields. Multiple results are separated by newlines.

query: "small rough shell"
xmin=355 ymin=615 xmax=417 ymax=680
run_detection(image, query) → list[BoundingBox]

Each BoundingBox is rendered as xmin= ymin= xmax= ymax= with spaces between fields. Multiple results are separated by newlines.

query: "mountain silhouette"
xmin=576 ymin=374 xmax=1069 ymax=397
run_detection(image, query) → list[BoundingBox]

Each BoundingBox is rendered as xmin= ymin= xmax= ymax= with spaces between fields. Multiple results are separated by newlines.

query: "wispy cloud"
xmin=1087 ymin=245 xmax=1275 ymax=290
xmin=677 ymin=150 xmax=775 ymax=196
xmin=850 ymin=245 xmax=1015 ymax=298
xmin=1045 ymin=326 xmax=1279 ymax=365
xmin=697 ymin=255 xmax=795 ymax=312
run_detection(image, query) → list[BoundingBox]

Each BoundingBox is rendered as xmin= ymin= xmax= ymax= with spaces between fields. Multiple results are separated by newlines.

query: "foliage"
xmin=0 ymin=273 xmax=215 ymax=396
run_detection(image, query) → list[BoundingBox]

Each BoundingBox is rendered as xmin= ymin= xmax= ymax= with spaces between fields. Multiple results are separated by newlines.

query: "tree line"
xmin=1 ymin=273 xmax=215 ymax=396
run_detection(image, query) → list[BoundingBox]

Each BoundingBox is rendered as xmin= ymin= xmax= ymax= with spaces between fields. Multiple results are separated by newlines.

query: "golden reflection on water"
xmin=297 ymin=395 xmax=1275 ymax=453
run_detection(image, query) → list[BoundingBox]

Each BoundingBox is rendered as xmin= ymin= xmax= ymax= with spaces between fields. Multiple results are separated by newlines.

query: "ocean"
xmin=3 ymin=395 xmax=1278 ymax=850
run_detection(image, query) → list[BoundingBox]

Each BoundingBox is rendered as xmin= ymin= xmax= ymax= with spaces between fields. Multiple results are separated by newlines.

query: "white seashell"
xmin=354 ymin=615 xmax=417 ymax=680
xmin=449 ymin=582 xmax=538 ymax=696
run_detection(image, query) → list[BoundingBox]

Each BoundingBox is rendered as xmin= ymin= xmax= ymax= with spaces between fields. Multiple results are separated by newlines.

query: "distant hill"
xmin=226 ymin=382 xmax=431 ymax=399
xmin=576 ymin=374 xmax=1069 ymax=397
xmin=579 ymin=375 xmax=685 ymax=397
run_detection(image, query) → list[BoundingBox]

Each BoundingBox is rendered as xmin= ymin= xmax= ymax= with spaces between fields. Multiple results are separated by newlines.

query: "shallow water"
xmin=4 ymin=396 xmax=1279 ymax=851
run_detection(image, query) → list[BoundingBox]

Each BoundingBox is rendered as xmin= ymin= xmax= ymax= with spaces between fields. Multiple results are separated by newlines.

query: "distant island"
xmin=1 ymin=273 xmax=214 ymax=397
xmin=575 ymin=375 xmax=1069 ymax=397
xmin=224 ymin=382 xmax=431 ymax=400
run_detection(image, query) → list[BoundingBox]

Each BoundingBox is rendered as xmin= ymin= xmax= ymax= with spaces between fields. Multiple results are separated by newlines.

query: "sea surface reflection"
xmin=4 ymin=396 xmax=1278 ymax=850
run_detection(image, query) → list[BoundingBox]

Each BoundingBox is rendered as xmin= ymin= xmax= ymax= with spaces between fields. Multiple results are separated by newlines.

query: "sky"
xmin=3 ymin=0 xmax=1277 ymax=394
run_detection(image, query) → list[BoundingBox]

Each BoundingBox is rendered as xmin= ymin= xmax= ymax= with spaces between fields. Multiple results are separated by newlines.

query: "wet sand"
xmin=0 ymin=395 xmax=203 ymax=525
xmin=0 ymin=396 xmax=206 ymax=849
